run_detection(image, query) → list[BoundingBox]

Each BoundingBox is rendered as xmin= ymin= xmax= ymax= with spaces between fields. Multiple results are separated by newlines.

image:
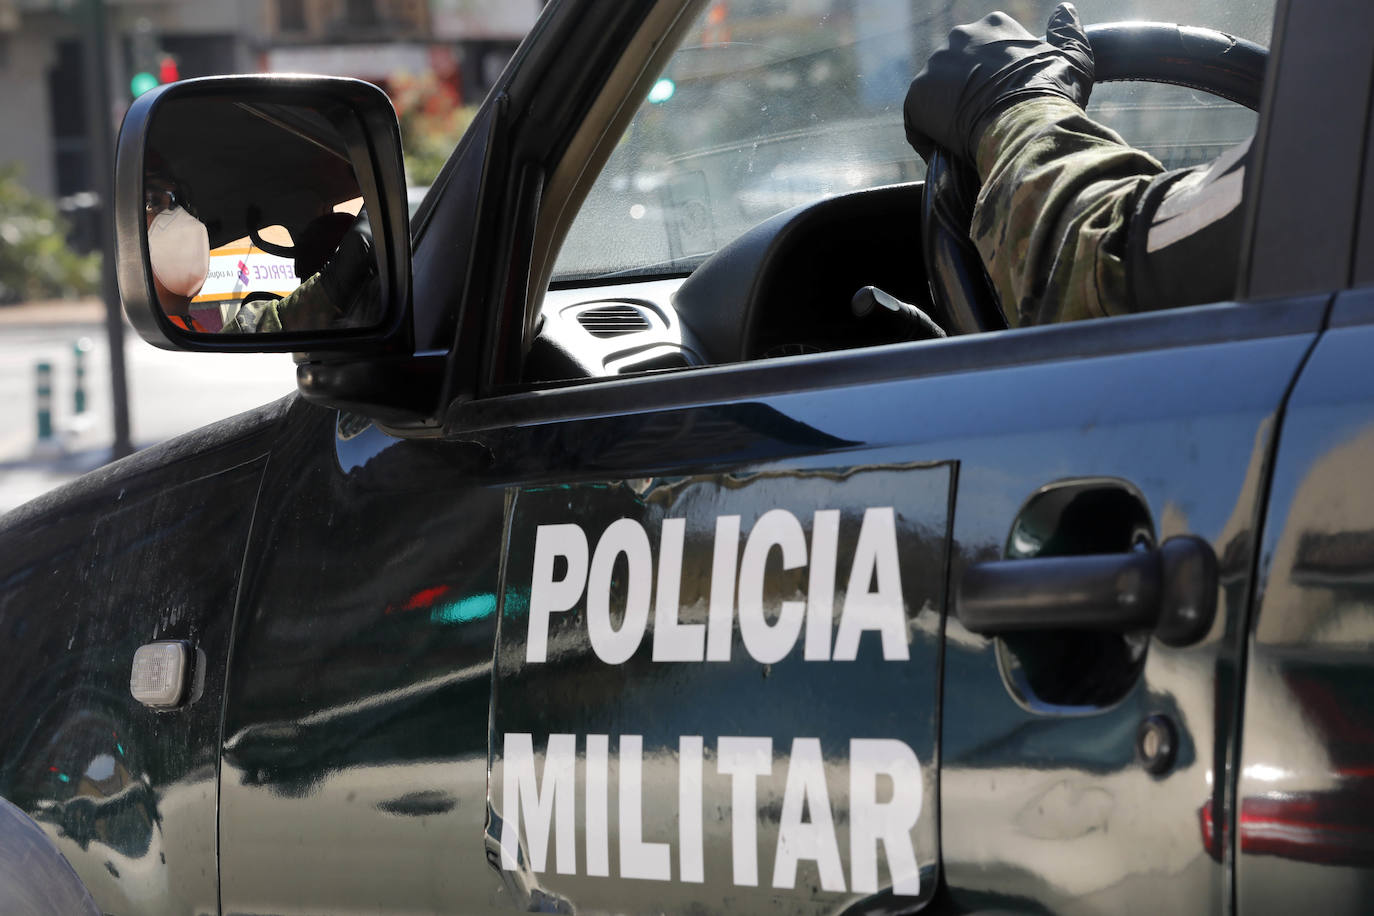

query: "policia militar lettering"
xmin=904 ymin=2 xmax=1251 ymax=327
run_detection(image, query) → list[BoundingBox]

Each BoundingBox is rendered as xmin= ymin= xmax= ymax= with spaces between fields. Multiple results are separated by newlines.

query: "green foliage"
xmin=0 ymin=164 xmax=100 ymax=304
xmin=390 ymin=72 xmax=478 ymax=188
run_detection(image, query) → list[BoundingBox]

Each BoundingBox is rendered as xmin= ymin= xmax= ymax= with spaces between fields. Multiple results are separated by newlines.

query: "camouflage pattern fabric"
xmin=971 ymin=96 xmax=1165 ymax=327
xmin=223 ymin=269 xmax=339 ymax=334
xmin=971 ymin=95 xmax=1253 ymax=325
xmin=220 ymin=221 xmax=381 ymax=334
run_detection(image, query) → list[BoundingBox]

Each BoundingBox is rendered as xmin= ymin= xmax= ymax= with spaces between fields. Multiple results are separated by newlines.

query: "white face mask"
xmin=148 ymin=205 xmax=210 ymax=299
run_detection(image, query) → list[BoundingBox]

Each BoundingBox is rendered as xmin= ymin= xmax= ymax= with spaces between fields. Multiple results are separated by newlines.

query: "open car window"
xmin=551 ymin=0 xmax=1273 ymax=287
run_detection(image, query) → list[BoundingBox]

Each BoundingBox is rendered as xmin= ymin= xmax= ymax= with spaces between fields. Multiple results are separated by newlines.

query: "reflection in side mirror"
xmin=144 ymin=98 xmax=382 ymax=336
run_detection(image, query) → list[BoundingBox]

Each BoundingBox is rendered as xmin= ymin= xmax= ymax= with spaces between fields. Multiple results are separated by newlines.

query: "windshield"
xmin=552 ymin=0 xmax=1273 ymax=284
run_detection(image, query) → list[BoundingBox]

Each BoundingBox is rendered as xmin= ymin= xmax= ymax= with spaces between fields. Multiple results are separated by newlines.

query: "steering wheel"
xmin=919 ymin=22 xmax=1268 ymax=336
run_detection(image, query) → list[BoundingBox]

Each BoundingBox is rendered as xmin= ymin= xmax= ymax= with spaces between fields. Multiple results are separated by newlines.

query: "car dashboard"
xmin=528 ymin=182 xmax=930 ymax=382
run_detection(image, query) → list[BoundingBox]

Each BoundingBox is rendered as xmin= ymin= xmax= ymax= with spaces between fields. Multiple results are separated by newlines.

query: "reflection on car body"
xmin=4 ymin=0 xmax=1374 ymax=913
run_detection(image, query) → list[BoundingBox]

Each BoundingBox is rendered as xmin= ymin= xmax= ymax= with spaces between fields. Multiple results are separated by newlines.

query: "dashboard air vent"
xmin=577 ymin=303 xmax=652 ymax=338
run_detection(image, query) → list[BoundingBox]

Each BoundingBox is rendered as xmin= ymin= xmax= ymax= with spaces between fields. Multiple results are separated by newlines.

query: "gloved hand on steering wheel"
xmin=904 ymin=2 xmax=1095 ymax=164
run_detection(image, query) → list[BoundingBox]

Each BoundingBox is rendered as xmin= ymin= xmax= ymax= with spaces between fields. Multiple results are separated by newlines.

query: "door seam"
xmin=1223 ymin=292 xmax=1336 ymax=915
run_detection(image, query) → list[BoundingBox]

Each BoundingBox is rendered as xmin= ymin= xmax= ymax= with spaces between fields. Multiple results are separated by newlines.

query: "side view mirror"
xmin=115 ymin=75 xmax=412 ymax=354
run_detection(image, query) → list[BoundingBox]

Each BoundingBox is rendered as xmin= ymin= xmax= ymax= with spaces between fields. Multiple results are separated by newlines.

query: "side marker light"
xmin=130 ymin=641 xmax=193 ymax=709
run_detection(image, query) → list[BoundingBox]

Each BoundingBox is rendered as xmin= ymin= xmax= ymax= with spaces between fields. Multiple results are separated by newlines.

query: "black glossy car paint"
xmin=0 ymin=396 xmax=291 ymax=914
xmin=490 ymin=464 xmax=949 ymax=912
xmin=162 ymin=296 xmax=1329 ymax=915
xmin=1236 ymin=289 xmax=1374 ymax=912
xmin=4 ymin=0 xmax=1374 ymax=912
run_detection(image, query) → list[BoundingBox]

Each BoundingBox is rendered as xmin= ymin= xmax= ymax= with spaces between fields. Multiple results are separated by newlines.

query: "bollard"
xmin=35 ymin=362 xmax=54 ymax=443
xmin=73 ymin=338 xmax=92 ymax=416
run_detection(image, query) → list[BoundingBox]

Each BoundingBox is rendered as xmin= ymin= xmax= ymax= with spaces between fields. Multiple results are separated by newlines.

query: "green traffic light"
xmin=130 ymin=71 xmax=159 ymax=97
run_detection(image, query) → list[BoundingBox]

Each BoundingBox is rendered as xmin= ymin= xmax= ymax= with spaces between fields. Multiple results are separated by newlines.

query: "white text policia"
xmin=525 ymin=506 xmax=910 ymax=664
xmin=501 ymin=507 xmax=924 ymax=894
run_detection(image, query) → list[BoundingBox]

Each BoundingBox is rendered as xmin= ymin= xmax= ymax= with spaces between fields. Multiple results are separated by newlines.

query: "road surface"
xmin=0 ymin=300 xmax=296 ymax=514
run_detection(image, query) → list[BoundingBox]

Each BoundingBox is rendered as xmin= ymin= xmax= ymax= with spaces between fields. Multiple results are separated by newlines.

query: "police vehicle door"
xmin=488 ymin=308 xmax=1322 ymax=916
xmin=486 ymin=5 xmax=1305 ymax=916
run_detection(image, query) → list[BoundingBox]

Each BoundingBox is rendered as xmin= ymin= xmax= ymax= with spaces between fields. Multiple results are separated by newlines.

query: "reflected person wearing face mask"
xmin=145 ymin=179 xmax=209 ymax=321
xmin=144 ymin=170 xmax=379 ymax=335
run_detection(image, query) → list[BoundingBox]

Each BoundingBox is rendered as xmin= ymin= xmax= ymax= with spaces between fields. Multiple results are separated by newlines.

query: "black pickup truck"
xmin=3 ymin=0 xmax=1374 ymax=913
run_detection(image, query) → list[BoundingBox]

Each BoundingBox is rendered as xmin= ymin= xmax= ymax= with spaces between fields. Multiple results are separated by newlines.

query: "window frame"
xmin=1240 ymin=0 xmax=1374 ymax=299
xmin=443 ymin=296 xmax=1326 ymax=435
xmin=425 ymin=0 xmax=1365 ymax=429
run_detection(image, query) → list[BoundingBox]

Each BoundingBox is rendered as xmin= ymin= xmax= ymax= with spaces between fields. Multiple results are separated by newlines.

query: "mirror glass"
xmin=144 ymin=98 xmax=383 ymax=336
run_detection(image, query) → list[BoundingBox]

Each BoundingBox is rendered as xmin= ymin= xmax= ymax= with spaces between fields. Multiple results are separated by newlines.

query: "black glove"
xmin=317 ymin=210 xmax=375 ymax=305
xmin=904 ymin=2 xmax=1094 ymax=164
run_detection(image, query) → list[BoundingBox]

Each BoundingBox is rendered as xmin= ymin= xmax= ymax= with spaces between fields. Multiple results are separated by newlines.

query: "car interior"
xmin=517 ymin=1 xmax=1269 ymax=387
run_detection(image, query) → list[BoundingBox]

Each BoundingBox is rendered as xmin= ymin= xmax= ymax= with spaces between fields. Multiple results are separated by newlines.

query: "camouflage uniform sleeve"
xmin=221 ymin=270 xmax=342 ymax=334
xmin=221 ymin=218 xmax=381 ymax=334
xmin=971 ymin=97 xmax=1165 ymax=327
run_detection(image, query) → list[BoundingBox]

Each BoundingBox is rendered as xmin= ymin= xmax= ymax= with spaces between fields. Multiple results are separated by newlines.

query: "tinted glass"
xmin=553 ymin=0 xmax=1273 ymax=283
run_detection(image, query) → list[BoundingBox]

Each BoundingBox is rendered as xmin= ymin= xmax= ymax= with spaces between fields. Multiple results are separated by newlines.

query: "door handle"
xmin=956 ymin=535 xmax=1218 ymax=647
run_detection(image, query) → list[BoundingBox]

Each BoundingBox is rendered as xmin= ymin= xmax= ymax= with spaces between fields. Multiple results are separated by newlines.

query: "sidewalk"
xmin=0 ymin=300 xmax=125 ymax=513
xmin=0 ymin=300 xmax=133 ymax=513
xmin=0 ymin=297 xmax=106 ymax=327
xmin=0 ymin=297 xmax=296 ymax=515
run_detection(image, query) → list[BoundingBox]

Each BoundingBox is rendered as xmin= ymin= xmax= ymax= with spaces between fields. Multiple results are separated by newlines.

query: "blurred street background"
xmin=0 ymin=0 xmax=1272 ymax=515
xmin=0 ymin=298 xmax=293 ymax=512
xmin=0 ymin=0 xmax=543 ymax=513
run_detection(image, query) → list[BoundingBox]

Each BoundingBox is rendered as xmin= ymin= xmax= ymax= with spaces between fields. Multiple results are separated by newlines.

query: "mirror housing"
xmin=116 ymin=74 xmax=412 ymax=356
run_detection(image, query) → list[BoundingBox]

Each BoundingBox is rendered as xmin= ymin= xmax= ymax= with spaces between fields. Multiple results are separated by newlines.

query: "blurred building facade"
xmin=0 ymin=0 xmax=539 ymax=249
xmin=0 ymin=1 xmax=264 ymax=214
xmin=259 ymin=0 xmax=539 ymax=109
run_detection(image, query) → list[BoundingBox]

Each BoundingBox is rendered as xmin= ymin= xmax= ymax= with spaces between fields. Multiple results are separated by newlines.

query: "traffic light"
xmin=130 ymin=71 xmax=158 ymax=97
xmin=130 ymin=54 xmax=179 ymax=98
